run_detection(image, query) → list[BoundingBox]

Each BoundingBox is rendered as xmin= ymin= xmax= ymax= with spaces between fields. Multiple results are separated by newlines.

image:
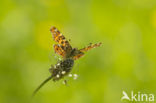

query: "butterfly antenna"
xmin=32 ymin=75 xmax=53 ymax=97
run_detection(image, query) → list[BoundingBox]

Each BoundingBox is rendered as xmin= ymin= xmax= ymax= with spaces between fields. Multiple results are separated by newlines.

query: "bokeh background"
xmin=0 ymin=0 xmax=156 ymax=103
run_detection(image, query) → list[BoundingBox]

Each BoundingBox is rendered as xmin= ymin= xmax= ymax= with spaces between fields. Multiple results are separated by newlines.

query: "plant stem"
xmin=32 ymin=76 xmax=53 ymax=97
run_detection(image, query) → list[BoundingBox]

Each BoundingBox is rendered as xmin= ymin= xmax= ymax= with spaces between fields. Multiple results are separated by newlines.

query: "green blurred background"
xmin=0 ymin=0 xmax=156 ymax=103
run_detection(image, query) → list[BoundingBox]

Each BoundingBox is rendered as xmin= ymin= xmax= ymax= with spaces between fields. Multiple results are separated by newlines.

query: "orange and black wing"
xmin=53 ymin=44 xmax=65 ymax=57
xmin=73 ymin=52 xmax=84 ymax=60
xmin=50 ymin=26 xmax=72 ymax=57
xmin=73 ymin=42 xmax=102 ymax=60
xmin=79 ymin=42 xmax=102 ymax=52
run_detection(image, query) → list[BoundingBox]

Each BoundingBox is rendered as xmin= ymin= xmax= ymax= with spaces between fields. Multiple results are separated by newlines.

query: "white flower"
xmin=56 ymin=74 xmax=60 ymax=78
xmin=62 ymin=71 xmax=66 ymax=74
xmin=73 ymin=74 xmax=78 ymax=80
xmin=68 ymin=74 xmax=72 ymax=77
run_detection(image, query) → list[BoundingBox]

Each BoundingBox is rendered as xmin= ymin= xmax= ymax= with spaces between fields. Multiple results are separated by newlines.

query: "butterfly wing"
xmin=79 ymin=42 xmax=102 ymax=52
xmin=50 ymin=26 xmax=72 ymax=57
xmin=73 ymin=42 xmax=102 ymax=60
xmin=53 ymin=44 xmax=65 ymax=57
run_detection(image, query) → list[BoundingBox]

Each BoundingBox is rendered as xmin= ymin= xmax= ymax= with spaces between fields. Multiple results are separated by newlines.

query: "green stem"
xmin=32 ymin=76 xmax=53 ymax=97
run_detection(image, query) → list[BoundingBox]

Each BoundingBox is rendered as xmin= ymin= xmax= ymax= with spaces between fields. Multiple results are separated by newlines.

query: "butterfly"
xmin=32 ymin=26 xmax=102 ymax=96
